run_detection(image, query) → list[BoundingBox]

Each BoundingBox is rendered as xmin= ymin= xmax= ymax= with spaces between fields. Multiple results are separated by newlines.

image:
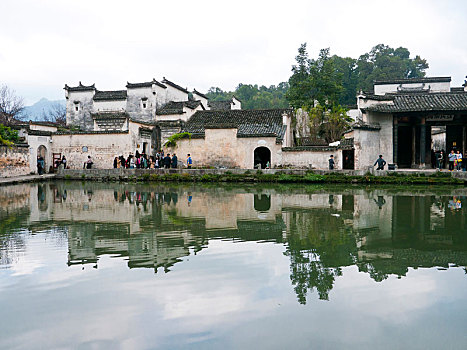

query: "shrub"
xmin=164 ymin=132 xmax=192 ymax=147
xmin=0 ymin=124 xmax=19 ymax=146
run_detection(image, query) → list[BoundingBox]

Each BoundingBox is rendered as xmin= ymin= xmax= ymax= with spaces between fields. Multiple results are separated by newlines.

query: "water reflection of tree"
xmin=284 ymin=209 xmax=357 ymax=304
xmin=0 ymin=210 xmax=29 ymax=267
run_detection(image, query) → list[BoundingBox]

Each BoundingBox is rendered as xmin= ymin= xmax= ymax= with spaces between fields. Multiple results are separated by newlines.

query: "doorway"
xmin=254 ymin=147 xmax=271 ymax=169
xmin=343 ymin=150 xmax=354 ymax=169
xmin=397 ymin=126 xmax=413 ymax=168
xmin=37 ymin=145 xmax=47 ymax=172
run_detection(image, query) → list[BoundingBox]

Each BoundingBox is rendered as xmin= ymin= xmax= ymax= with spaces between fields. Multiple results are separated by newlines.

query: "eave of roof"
xmin=193 ymin=89 xmax=208 ymax=99
xmin=93 ymin=90 xmax=127 ymax=101
xmin=91 ymin=112 xmax=128 ymax=119
xmin=55 ymin=130 xmax=129 ymax=135
xmin=162 ymin=78 xmax=189 ymax=94
xmin=374 ymin=76 xmax=451 ymax=85
xmin=365 ymin=92 xmax=467 ymax=113
xmin=182 ymin=108 xmax=291 ymax=142
xmin=64 ymin=82 xmax=96 ymax=92
xmin=126 ymin=79 xmax=166 ymax=89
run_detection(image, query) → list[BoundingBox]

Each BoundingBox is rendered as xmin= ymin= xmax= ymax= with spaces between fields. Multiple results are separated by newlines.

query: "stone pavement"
xmin=0 ymin=173 xmax=56 ymax=186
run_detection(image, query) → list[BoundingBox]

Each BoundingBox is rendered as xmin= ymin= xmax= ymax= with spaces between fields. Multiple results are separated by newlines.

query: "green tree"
xmin=0 ymin=124 xmax=19 ymax=146
xmin=286 ymin=44 xmax=344 ymax=109
xmin=355 ymin=44 xmax=429 ymax=92
xmin=286 ymin=43 xmax=314 ymax=109
xmin=206 ymin=83 xmax=289 ymax=110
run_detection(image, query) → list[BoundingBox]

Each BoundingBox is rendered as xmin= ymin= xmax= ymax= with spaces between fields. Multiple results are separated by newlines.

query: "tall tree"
xmin=0 ymin=84 xmax=25 ymax=124
xmin=286 ymin=43 xmax=314 ymax=109
xmin=355 ymin=44 xmax=429 ymax=92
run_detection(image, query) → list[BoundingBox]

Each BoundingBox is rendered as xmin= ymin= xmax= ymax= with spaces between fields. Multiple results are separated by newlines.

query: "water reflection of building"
xmin=1 ymin=182 xmax=467 ymax=302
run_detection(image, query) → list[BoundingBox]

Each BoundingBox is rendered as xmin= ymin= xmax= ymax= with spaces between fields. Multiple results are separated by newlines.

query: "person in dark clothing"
xmin=436 ymin=151 xmax=444 ymax=170
xmin=113 ymin=157 xmax=118 ymax=168
xmin=374 ymin=155 xmax=386 ymax=170
xmin=171 ymin=153 xmax=178 ymax=168
xmin=86 ymin=156 xmax=93 ymax=169
xmin=164 ymin=154 xmax=171 ymax=169
xmin=328 ymin=155 xmax=335 ymax=170
xmin=37 ymin=156 xmax=44 ymax=175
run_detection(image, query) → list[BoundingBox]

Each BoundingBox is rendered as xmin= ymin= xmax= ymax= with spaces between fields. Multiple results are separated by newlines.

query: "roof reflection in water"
xmin=1 ymin=182 xmax=467 ymax=304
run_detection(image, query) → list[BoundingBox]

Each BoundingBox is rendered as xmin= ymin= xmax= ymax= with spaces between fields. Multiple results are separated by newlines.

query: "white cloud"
xmin=1 ymin=0 xmax=466 ymax=104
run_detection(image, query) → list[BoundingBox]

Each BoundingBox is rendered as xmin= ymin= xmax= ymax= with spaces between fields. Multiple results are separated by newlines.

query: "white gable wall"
xmin=374 ymin=81 xmax=450 ymax=95
xmin=93 ymin=100 xmax=127 ymax=112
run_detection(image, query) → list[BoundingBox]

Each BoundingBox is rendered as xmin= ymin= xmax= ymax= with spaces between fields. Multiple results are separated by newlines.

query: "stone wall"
xmin=51 ymin=132 xmax=132 ymax=169
xmin=282 ymin=148 xmax=342 ymax=169
xmin=167 ymin=129 xmax=282 ymax=168
xmin=353 ymin=128 xmax=382 ymax=170
xmin=0 ymin=145 xmax=30 ymax=178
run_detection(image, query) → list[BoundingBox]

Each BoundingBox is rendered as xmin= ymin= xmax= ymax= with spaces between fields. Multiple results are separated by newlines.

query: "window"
xmin=75 ymin=106 xmax=79 ymax=112
xmin=142 ymin=97 xmax=148 ymax=109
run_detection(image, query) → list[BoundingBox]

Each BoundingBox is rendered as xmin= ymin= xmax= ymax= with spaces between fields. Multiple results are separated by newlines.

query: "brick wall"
xmin=0 ymin=145 xmax=30 ymax=178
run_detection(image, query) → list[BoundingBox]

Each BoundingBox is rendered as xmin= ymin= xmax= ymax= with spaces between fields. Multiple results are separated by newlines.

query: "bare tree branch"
xmin=41 ymin=102 xmax=66 ymax=126
xmin=0 ymin=84 xmax=25 ymax=124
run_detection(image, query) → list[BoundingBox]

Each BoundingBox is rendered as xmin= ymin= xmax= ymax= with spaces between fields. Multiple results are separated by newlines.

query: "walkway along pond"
xmin=54 ymin=167 xmax=467 ymax=185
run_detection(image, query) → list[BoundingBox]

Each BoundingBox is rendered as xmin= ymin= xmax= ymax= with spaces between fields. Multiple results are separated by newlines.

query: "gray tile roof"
xmin=182 ymin=109 xmax=291 ymax=142
xmin=92 ymin=112 xmax=128 ymax=119
xmin=162 ymin=78 xmax=189 ymax=94
xmin=208 ymin=100 xmax=232 ymax=110
xmin=93 ymin=90 xmax=127 ymax=101
xmin=374 ymin=77 xmax=451 ymax=85
xmin=126 ymin=79 xmax=166 ymax=89
xmin=156 ymin=101 xmax=202 ymax=115
xmin=365 ymin=92 xmax=467 ymax=113
xmin=64 ymin=82 xmax=96 ymax=92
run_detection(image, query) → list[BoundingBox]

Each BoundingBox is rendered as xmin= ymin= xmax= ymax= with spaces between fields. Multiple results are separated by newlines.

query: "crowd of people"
xmin=112 ymin=151 xmax=193 ymax=169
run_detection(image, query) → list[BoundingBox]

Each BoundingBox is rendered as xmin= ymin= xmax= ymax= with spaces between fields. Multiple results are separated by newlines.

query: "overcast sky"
xmin=1 ymin=0 xmax=466 ymax=105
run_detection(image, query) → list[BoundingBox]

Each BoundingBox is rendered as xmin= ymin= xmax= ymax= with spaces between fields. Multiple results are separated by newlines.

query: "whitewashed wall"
xmin=93 ymin=99 xmax=126 ymax=112
xmin=353 ymin=128 xmax=382 ymax=170
xmin=374 ymin=81 xmax=450 ymax=95
xmin=167 ymin=129 xmax=281 ymax=168
xmin=282 ymin=149 xmax=342 ymax=169
xmin=27 ymin=134 xmax=53 ymax=173
xmin=165 ymin=86 xmax=189 ymax=103
xmin=66 ymin=90 xmax=95 ymax=130
xmin=51 ymin=133 xmax=131 ymax=169
xmin=126 ymin=86 xmax=157 ymax=122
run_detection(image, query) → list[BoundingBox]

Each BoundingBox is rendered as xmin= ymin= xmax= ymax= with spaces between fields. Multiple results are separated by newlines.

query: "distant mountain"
xmin=20 ymin=98 xmax=66 ymax=121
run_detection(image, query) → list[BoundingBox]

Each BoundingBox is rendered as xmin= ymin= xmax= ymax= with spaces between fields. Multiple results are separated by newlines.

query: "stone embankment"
xmin=54 ymin=168 xmax=465 ymax=185
xmin=0 ymin=173 xmax=56 ymax=186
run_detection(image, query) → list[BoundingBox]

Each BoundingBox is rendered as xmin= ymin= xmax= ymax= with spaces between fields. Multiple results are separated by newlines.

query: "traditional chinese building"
xmin=356 ymin=76 xmax=467 ymax=168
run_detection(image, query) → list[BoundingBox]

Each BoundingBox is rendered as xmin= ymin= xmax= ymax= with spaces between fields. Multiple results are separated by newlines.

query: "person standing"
xmin=37 ymin=156 xmax=44 ymax=175
xmin=171 ymin=153 xmax=178 ymax=168
xmin=129 ymin=155 xmax=135 ymax=169
xmin=113 ymin=157 xmax=118 ymax=168
xmin=187 ymin=154 xmax=193 ymax=169
xmin=448 ymin=150 xmax=456 ymax=171
xmin=164 ymin=153 xmax=171 ymax=169
xmin=456 ymin=150 xmax=463 ymax=171
xmin=61 ymin=156 xmax=67 ymax=169
xmin=436 ymin=151 xmax=444 ymax=170
xmin=328 ymin=155 xmax=335 ymax=170
xmin=374 ymin=155 xmax=387 ymax=170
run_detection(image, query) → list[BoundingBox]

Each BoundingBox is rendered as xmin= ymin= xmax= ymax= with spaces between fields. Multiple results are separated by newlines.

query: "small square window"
xmin=75 ymin=106 xmax=79 ymax=112
xmin=142 ymin=103 xmax=147 ymax=109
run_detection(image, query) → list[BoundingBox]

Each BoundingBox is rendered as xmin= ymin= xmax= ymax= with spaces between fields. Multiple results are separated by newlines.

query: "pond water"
xmin=0 ymin=182 xmax=466 ymax=349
